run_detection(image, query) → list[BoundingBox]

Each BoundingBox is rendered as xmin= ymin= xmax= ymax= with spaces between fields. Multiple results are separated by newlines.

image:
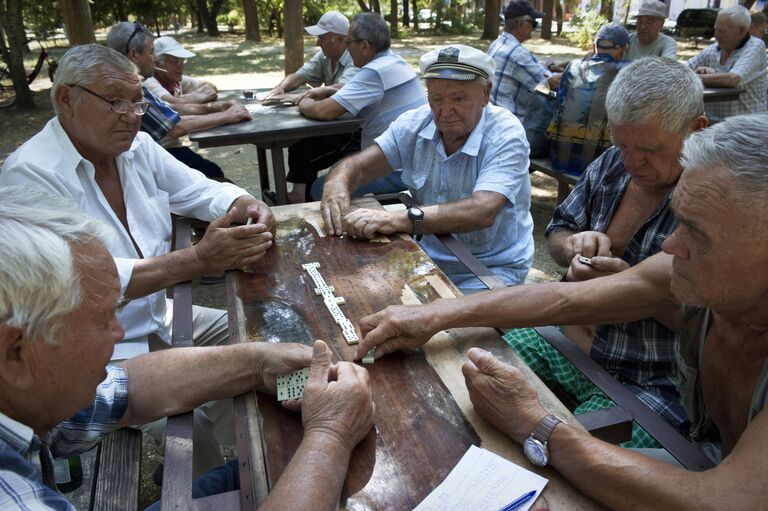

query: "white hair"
xmin=681 ymin=113 xmax=768 ymax=202
xmin=0 ymin=186 xmax=112 ymax=344
xmin=606 ymin=57 xmax=704 ymax=135
xmin=718 ymin=5 xmax=751 ymax=29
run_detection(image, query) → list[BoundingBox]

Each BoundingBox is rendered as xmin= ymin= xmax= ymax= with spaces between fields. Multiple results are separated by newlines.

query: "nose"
xmin=661 ymin=228 xmax=689 ymax=259
xmin=622 ymin=148 xmax=645 ymax=172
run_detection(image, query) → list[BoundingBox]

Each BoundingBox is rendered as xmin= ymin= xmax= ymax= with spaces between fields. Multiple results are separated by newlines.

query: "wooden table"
xmin=225 ymin=198 xmax=601 ymax=511
xmin=189 ymin=91 xmax=361 ymax=205
xmin=702 ymin=86 xmax=743 ymax=103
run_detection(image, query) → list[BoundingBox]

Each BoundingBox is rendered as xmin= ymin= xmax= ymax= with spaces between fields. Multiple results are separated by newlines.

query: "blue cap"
xmin=595 ymin=23 xmax=630 ymax=49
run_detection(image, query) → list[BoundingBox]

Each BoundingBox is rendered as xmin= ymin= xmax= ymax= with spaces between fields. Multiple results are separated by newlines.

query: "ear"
xmin=0 ymin=323 xmax=36 ymax=390
xmin=482 ymin=80 xmax=492 ymax=104
xmin=55 ymin=84 xmax=76 ymax=120
xmin=691 ymin=114 xmax=709 ymax=132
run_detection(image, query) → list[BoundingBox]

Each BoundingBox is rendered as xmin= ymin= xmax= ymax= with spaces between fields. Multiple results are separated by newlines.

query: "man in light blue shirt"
xmin=320 ymin=45 xmax=534 ymax=290
xmin=300 ymin=12 xmax=426 ymax=198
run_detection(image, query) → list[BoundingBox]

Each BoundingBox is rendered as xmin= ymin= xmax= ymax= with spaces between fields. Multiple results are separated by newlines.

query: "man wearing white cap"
xmin=263 ymin=11 xmax=361 ymax=203
xmin=320 ymin=44 xmax=533 ymax=291
xmin=144 ymin=36 xmax=219 ymax=105
xmin=625 ymin=1 xmax=677 ymax=60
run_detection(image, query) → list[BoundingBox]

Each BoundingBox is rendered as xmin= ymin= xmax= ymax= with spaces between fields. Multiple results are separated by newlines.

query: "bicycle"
xmin=0 ymin=44 xmax=58 ymax=109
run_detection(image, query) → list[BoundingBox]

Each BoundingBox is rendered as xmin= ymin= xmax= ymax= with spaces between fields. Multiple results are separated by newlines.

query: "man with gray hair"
xmin=354 ymin=114 xmax=768 ymax=507
xmin=625 ymin=0 xmax=677 ymax=60
xmin=320 ymin=44 xmax=533 ymax=291
xmin=0 ymin=43 xmax=275 ymax=475
xmin=688 ymin=5 xmax=767 ymax=120
xmin=0 ymin=186 xmax=374 ymax=510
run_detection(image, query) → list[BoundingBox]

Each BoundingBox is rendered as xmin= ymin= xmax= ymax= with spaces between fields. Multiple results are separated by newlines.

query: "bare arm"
xmin=297 ymin=93 xmax=348 ymax=121
xmin=547 ymin=229 xmax=614 ymax=267
xmin=696 ymin=70 xmax=742 ymax=88
xmin=266 ymin=72 xmax=309 ymax=97
xmin=159 ymin=84 xmax=218 ymax=105
xmin=168 ymin=102 xmax=252 ymax=138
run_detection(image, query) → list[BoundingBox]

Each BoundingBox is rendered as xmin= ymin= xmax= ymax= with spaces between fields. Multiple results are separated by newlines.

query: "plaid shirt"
xmin=488 ymin=32 xmax=550 ymax=125
xmin=141 ymin=86 xmax=181 ymax=142
xmin=546 ymin=147 xmax=688 ymax=429
xmin=0 ymin=366 xmax=128 ymax=510
xmin=687 ymin=35 xmax=768 ymax=120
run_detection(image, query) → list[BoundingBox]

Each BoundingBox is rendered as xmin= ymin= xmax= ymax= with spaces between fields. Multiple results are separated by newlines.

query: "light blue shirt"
xmin=332 ymin=50 xmax=426 ymax=148
xmin=376 ymin=103 xmax=534 ymax=288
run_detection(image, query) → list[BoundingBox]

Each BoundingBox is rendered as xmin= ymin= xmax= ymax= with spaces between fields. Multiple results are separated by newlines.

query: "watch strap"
xmin=531 ymin=414 xmax=565 ymax=443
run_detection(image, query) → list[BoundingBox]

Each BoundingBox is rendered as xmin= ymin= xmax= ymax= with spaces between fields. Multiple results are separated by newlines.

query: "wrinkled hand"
xmin=299 ymin=341 xmax=374 ymax=452
xmin=264 ymin=86 xmax=285 ymax=100
xmin=344 ymin=208 xmax=408 ymax=239
xmin=565 ymin=253 xmax=631 ymax=282
xmin=695 ymin=66 xmax=716 ymax=75
xmin=225 ymin=100 xmax=253 ymax=122
xmin=355 ymin=304 xmax=440 ymax=360
xmin=246 ymin=201 xmax=277 ymax=235
xmin=565 ymin=231 xmax=612 ymax=260
xmin=253 ymin=342 xmax=313 ymax=394
xmin=194 ymin=206 xmax=273 ymax=273
xmin=320 ymin=179 xmax=352 ymax=236
xmin=196 ymin=84 xmax=218 ymax=102
xmin=304 ymin=86 xmax=335 ymax=101
xmin=462 ymin=348 xmax=547 ymax=444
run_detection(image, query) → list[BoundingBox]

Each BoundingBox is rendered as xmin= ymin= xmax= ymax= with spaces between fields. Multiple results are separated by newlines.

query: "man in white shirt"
xmin=625 ymin=1 xmax=677 ymax=60
xmin=144 ymin=36 xmax=219 ymax=105
xmin=0 ymin=44 xmax=275 ymax=476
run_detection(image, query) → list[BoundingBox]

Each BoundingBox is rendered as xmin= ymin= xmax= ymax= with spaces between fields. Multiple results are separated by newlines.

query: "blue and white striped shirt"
xmin=0 ymin=365 xmax=128 ymax=510
xmin=141 ymin=87 xmax=181 ymax=142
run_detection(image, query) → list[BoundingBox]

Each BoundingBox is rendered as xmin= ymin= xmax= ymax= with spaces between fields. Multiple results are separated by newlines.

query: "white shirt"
xmin=0 ymin=118 xmax=248 ymax=344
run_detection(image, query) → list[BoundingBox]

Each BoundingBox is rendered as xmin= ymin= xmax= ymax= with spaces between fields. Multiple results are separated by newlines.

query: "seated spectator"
xmin=300 ymin=12 xmax=426 ymax=200
xmin=488 ymin=0 xmax=563 ymax=157
xmin=264 ymin=11 xmax=361 ymax=204
xmin=547 ymin=23 xmax=630 ymax=176
xmin=320 ymin=45 xmax=533 ymax=291
xmin=750 ymin=11 xmax=767 ymax=38
xmin=144 ymin=36 xmax=219 ymax=104
xmin=0 ymin=186 xmax=374 ymax=510
xmin=625 ymin=1 xmax=677 ymax=60
xmin=107 ymin=22 xmax=252 ymax=180
xmin=688 ymin=5 xmax=767 ymax=121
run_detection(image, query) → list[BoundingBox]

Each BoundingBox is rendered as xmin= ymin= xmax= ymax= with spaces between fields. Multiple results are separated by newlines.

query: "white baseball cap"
xmin=637 ymin=1 xmax=667 ymax=18
xmin=420 ymin=44 xmax=496 ymax=81
xmin=153 ymin=36 xmax=196 ymax=58
xmin=305 ymin=11 xmax=349 ymax=36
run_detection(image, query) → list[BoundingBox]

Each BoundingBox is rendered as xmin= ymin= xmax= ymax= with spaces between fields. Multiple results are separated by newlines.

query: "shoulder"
xmin=484 ymin=103 xmax=524 ymax=132
xmin=390 ymin=104 xmax=433 ymax=132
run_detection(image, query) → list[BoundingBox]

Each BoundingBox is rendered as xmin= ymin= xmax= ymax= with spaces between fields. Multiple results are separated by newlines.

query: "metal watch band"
xmin=532 ymin=414 xmax=565 ymax=443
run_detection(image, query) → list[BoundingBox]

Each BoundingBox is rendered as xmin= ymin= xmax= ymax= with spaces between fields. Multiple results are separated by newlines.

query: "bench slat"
xmin=90 ymin=427 xmax=142 ymax=511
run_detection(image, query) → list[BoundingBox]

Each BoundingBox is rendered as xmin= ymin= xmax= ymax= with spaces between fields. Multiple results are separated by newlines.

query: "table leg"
xmin=270 ymin=147 xmax=289 ymax=205
xmin=255 ymin=146 xmax=269 ymax=193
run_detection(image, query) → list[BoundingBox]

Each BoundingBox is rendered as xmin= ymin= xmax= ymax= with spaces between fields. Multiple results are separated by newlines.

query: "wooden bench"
xmin=529 ymin=157 xmax=579 ymax=204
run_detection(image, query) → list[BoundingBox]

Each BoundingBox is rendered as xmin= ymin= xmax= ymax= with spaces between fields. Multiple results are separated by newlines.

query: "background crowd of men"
xmin=2 ymin=2 xmax=768 ymax=509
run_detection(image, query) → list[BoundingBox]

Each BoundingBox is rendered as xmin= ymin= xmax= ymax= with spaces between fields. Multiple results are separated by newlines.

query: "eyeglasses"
xmin=522 ymin=18 xmax=538 ymax=29
xmin=73 ymin=85 xmax=150 ymax=115
xmin=317 ymin=33 xmax=336 ymax=42
xmin=345 ymin=38 xmax=364 ymax=46
xmin=125 ymin=22 xmax=147 ymax=54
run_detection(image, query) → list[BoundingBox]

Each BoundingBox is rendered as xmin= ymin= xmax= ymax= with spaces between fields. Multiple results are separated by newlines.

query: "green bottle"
xmin=53 ymin=454 xmax=83 ymax=493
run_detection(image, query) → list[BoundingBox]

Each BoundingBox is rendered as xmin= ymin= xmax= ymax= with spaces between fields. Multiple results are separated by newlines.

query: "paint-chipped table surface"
xmin=227 ymin=197 xmax=602 ymax=510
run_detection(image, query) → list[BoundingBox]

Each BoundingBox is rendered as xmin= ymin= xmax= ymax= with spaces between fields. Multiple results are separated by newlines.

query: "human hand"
xmin=225 ymin=100 xmax=253 ymax=122
xmin=304 ymin=86 xmax=335 ymax=101
xmin=246 ymin=200 xmax=277 ymax=235
xmin=253 ymin=342 xmax=314 ymax=394
xmin=462 ymin=348 xmax=547 ymax=444
xmin=565 ymin=231 xmax=612 ymax=260
xmin=193 ymin=206 xmax=273 ymax=273
xmin=197 ymin=84 xmax=218 ymax=102
xmin=547 ymin=73 xmax=562 ymax=90
xmin=695 ymin=67 xmax=716 ymax=75
xmin=320 ymin=180 xmax=352 ymax=236
xmin=565 ymin=253 xmax=630 ymax=282
xmin=355 ymin=303 xmax=442 ymax=360
xmin=298 ymin=341 xmax=374 ymax=452
xmin=343 ymin=208 xmax=409 ymax=239
xmin=264 ymin=86 xmax=285 ymax=100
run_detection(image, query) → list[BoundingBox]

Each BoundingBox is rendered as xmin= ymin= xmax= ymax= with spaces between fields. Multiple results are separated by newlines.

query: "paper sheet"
xmin=414 ymin=445 xmax=548 ymax=511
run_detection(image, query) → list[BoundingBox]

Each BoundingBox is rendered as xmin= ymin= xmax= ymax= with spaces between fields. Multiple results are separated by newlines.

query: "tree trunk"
xmin=412 ymin=0 xmax=418 ymax=30
xmin=480 ymin=0 xmax=500 ymax=40
xmin=541 ymin=0 xmax=553 ymax=39
xmin=389 ymin=0 xmax=398 ymax=37
xmin=243 ymin=0 xmax=261 ymax=41
xmin=60 ymin=0 xmax=96 ymax=45
xmin=403 ymin=0 xmax=410 ymax=27
xmin=197 ymin=0 xmax=220 ymax=36
xmin=600 ymin=0 xmax=613 ymax=21
xmin=283 ymin=0 xmax=303 ymax=74
xmin=115 ymin=0 xmax=127 ymax=21
xmin=372 ymin=0 xmax=381 ymax=15
xmin=555 ymin=0 xmax=563 ymax=36
xmin=0 ymin=0 xmax=35 ymax=109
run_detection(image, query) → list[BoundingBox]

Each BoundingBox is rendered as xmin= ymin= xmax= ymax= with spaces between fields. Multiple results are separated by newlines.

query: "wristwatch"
xmin=523 ymin=414 xmax=566 ymax=467
xmin=407 ymin=206 xmax=424 ymax=241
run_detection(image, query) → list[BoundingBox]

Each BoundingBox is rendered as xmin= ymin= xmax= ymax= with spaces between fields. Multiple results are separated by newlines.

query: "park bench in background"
xmin=529 ymin=157 xmax=579 ymax=205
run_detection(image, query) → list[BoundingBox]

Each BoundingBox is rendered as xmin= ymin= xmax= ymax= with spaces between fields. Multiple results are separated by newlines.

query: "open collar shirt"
xmin=0 ymin=366 xmax=128 ymax=510
xmin=376 ymin=103 xmax=534 ymax=288
xmin=0 ymin=118 xmax=248 ymax=344
xmin=298 ymin=49 xmax=358 ymax=87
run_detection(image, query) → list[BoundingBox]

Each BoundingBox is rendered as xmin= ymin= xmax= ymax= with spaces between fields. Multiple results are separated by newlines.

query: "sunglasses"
xmin=125 ymin=22 xmax=148 ymax=54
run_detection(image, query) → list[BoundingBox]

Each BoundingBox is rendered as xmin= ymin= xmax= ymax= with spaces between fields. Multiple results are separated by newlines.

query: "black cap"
xmin=504 ymin=0 xmax=545 ymax=20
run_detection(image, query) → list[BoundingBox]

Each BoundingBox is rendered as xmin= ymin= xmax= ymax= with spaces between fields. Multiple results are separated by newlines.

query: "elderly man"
xmin=143 ymin=36 xmax=219 ymax=104
xmin=263 ymin=11 xmax=360 ymax=204
xmin=301 ymin=12 xmax=426 ymax=199
xmin=688 ymin=5 xmax=767 ymax=121
xmin=625 ymin=1 xmax=677 ymax=60
xmin=0 ymin=44 xmax=274 ymax=475
xmin=355 ymin=114 xmax=768 ymax=508
xmin=320 ymin=45 xmax=533 ymax=291
xmin=547 ymin=23 xmax=631 ymax=175
xmin=488 ymin=0 xmax=562 ymax=156
xmin=107 ymin=22 xmax=251 ymax=180
xmin=0 ymin=186 xmax=374 ymax=510
xmin=750 ymin=11 xmax=767 ymax=39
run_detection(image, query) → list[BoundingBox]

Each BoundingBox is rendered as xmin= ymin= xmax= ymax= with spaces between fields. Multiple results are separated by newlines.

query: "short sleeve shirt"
xmin=626 ymin=33 xmax=678 ymax=60
xmin=298 ymin=49 xmax=358 ymax=86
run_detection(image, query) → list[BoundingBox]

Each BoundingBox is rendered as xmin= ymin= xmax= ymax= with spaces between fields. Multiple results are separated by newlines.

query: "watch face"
xmin=408 ymin=207 xmax=424 ymax=220
xmin=523 ymin=438 xmax=548 ymax=467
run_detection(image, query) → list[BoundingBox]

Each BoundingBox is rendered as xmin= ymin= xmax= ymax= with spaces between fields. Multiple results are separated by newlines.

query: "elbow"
xmin=168 ymin=125 xmax=187 ymax=138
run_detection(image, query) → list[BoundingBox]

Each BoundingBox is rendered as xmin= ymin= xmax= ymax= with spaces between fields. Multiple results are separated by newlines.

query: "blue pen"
xmin=496 ymin=490 xmax=537 ymax=511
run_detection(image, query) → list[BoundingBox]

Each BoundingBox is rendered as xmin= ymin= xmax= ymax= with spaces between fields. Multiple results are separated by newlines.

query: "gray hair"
xmin=50 ymin=44 xmax=138 ymax=115
xmin=752 ymin=11 xmax=768 ymax=26
xmin=107 ymin=21 xmax=152 ymax=56
xmin=681 ymin=113 xmax=768 ymax=202
xmin=719 ymin=5 xmax=751 ymax=29
xmin=351 ymin=13 xmax=390 ymax=52
xmin=0 ymin=186 xmax=112 ymax=344
xmin=606 ymin=57 xmax=704 ymax=135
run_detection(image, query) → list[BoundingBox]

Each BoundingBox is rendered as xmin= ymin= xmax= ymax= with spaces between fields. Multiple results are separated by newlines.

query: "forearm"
xmin=170 ymin=102 xmax=220 ymax=115
xmin=123 ymin=245 xmax=209 ymax=298
xmin=169 ymin=112 xmax=239 ymax=137
xmin=419 ymin=191 xmax=505 ymax=235
xmin=330 ymin=150 xmax=393 ymax=192
xmin=699 ymin=72 xmax=741 ymax=88
xmin=298 ymin=97 xmax=345 ymax=121
xmin=547 ymin=229 xmax=576 ymax=267
xmin=276 ymin=73 xmax=307 ymax=93
xmin=261 ymin=432 xmax=352 ymax=511
xmin=118 ymin=343 xmax=264 ymax=426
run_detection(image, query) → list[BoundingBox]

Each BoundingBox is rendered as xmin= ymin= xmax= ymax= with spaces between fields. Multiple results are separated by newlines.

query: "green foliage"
xmin=566 ymin=8 xmax=608 ymax=50
xmin=23 ymin=0 xmax=62 ymax=42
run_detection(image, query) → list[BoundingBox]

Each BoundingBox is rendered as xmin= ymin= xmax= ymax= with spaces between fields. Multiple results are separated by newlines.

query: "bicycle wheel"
xmin=0 ymin=66 xmax=16 ymax=108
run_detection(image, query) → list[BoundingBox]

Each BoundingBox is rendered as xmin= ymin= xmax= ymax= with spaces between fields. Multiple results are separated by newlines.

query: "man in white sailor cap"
xmin=144 ymin=36 xmax=220 ymax=105
xmin=320 ymin=44 xmax=534 ymax=291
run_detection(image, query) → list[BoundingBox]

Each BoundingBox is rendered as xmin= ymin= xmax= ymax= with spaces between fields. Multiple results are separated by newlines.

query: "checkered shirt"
xmin=141 ymin=86 xmax=181 ymax=142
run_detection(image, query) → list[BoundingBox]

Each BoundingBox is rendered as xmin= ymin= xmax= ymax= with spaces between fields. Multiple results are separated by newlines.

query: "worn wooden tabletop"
xmin=227 ymin=198 xmax=601 ymax=511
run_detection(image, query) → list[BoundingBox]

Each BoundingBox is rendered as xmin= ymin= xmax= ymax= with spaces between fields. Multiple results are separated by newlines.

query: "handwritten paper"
xmin=414 ymin=445 xmax=548 ymax=511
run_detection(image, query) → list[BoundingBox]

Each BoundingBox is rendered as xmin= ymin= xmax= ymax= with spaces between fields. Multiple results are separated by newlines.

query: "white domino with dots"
xmin=276 ymin=367 xmax=311 ymax=402
xmin=302 ymin=262 xmax=360 ymax=345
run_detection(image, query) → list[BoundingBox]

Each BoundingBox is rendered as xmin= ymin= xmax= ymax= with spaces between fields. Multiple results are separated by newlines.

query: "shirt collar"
xmin=339 ymin=49 xmax=353 ymax=67
xmin=0 ymin=410 xmax=37 ymax=457
xmin=418 ymin=105 xmax=489 ymax=157
xmin=717 ymin=33 xmax=751 ymax=52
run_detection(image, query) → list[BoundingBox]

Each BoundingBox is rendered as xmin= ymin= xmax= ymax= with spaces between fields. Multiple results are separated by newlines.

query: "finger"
xmin=355 ymin=319 xmax=395 ymax=358
xmin=321 ymin=203 xmax=334 ymax=236
xmin=595 ymin=235 xmax=612 ymax=257
xmin=332 ymin=203 xmax=346 ymax=236
xmin=570 ymin=236 xmax=583 ymax=257
xmin=466 ymin=347 xmax=506 ymax=377
xmin=209 ymin=207 xmax=238 ymax=230
xmin=590 ymin=256 xmax=630 ymax=273
xmin=281 ymin=398 xmax=302 ymax=412
xmin=307 ymin=340 xmax=332 ymax=388
xmin=580 ymin=235 xmax=597 ymax=258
